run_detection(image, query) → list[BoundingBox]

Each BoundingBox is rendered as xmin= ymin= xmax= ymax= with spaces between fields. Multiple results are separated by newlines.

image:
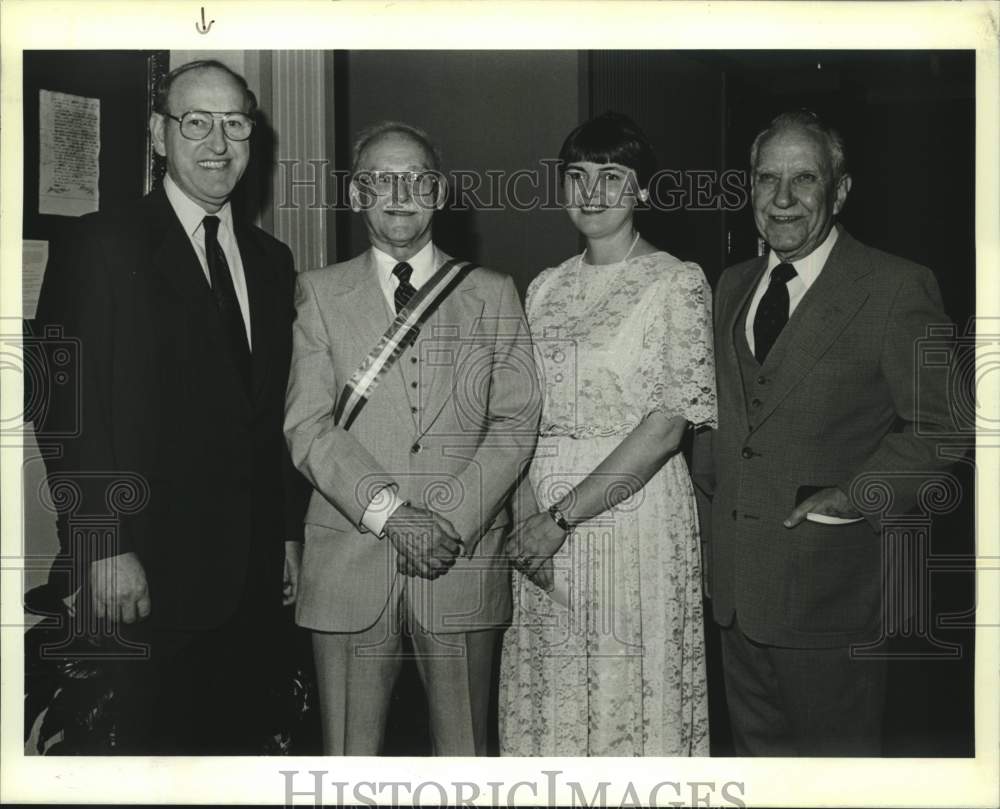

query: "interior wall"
xmin=169 ymin=50 xmax=249 ymax=82
xmin=341 ymin=50 xmax=582 ymax=295
xmin=588 ymin=51 xmax=727 ymax=284
xmin=22 ymin=51 xmax=170 ymax=593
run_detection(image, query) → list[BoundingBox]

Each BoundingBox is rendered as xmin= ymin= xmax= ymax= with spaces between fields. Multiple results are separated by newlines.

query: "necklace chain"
xmin=573 ymin=231 xmax=641 ymax=308
xmin=580 ymin=230 xmax=641 ymax=268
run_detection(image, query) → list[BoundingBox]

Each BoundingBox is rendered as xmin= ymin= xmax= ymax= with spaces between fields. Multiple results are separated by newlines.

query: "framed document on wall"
xmin=22 ymin=50 xmax=169 ymax=250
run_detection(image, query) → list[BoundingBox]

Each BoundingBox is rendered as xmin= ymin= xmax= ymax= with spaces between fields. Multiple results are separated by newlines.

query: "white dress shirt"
xmin=371 ymin=239 xmax=438 ymax=312
xmin=361 ymin=240 xmax=440 ymax=538
xmin=744 ymin=226 xmax=839 ymax=355
xmin=163 ymin=174 xmax=252 ymax=348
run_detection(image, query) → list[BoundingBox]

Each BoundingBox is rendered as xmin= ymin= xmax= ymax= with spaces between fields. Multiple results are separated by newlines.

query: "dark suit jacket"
xmin=34 ymin=187 xmax=307 ymax=631
xmin=709 ymin=228 xmax=956 ymax=648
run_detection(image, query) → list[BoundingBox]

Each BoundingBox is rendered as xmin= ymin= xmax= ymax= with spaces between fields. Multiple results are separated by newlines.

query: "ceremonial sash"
xmin=332 ymin=258 xmax=478 ymax=430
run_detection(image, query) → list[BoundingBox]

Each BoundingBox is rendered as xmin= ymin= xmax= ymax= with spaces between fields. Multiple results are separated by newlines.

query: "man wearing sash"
xmin=285 ymin=121 xmax=540 ymax=755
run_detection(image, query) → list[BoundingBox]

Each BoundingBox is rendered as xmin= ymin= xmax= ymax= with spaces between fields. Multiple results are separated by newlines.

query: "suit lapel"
xmin=752 ymin=230 xmax=872 ymax=430
xmin=145 ymin=189 xmax=220 ymax=318
xmin=420 ymin=279 xmax=484 ymax=429
xmin=145 ymin=193 xmax=248 ymax=401
xmin=340 ymin=251 xmax=414 ymax=429
xmin=722 ymin=257 xmax=767 ymax=433
xmin=236 ymin=222 xmax=276 ymax=404
xmin=144 ymin=189 xmax=257 ymax=408
xmin=420 ymin=248 xmax=455 ymax=419
xmin=339 ymin=253 xmax=391 ymax=355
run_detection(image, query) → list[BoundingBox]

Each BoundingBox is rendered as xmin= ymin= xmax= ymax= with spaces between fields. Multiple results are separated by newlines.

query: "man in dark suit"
xmin=709 ymin=110 xmax=957 ymax=755
xmin=34 ymin=60 xmax=306 ymax=753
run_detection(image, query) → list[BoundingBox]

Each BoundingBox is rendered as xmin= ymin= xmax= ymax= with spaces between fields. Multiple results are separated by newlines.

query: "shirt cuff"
xmin=360 ymin=486 xmax=406 ymax=538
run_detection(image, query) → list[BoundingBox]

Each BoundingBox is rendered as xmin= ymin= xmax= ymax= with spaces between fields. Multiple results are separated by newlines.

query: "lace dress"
xmin=498 ymin=251 xmax=716 ymax=756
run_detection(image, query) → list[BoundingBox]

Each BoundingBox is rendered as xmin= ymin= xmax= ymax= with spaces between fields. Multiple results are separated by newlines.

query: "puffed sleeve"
xmin=640 ymin=261 xmax=717 ymax=428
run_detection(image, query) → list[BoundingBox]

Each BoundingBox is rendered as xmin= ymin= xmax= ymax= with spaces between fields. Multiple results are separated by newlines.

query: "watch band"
xmin=547 ymin=503 xmax=571 ymax=532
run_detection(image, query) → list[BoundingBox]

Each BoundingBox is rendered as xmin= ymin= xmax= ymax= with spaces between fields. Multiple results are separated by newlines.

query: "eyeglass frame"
xmin=353 ymin=170 xmax=443 ymax=197
xmin=160 ymin=109 xmax=256 ymax=142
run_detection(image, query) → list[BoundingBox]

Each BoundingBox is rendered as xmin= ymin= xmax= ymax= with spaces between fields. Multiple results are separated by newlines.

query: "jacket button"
xmin=411 ymin=405 xmax=419 ymax=414
xmin=410 ymin=442 xmax=422 ymax=454
xmin=741 ymin=447 xmax=754 ymax=459
xmin=756 ymin=375 xmax=768 ymax=385
xmin=731 ymin=509 xmax=738 ymax=520
xmin=410 ymin=356 xmax=418 ymax=364
xmin=751 ymin=398 xmax=762 ymax=408
xmin=410 ymin=381 xmax=418 ymax=389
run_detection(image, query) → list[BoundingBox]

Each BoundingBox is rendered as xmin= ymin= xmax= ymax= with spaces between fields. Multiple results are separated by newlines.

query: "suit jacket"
xmin=285 ymin=247 xmax=541 ymax=634
xmin=709 ymin=228 xmax=956 ymax=648
xmin=34 ymin=187 xmax=307 ymax=631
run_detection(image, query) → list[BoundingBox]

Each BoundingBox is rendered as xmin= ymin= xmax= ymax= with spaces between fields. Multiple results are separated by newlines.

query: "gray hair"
xmin=350 ymin=121 xmax=442 ymax=176
xmin=750 ymin=110 xmax=848 ymax=181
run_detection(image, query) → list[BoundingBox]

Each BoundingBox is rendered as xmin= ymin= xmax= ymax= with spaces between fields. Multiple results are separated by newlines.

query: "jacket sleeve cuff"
xmin=837 ymin=480 xmax=882 ymax=533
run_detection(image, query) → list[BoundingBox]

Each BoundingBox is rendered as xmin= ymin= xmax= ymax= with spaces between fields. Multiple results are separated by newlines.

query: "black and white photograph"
xmin=1 ymin=1 xmax=997 ymax=806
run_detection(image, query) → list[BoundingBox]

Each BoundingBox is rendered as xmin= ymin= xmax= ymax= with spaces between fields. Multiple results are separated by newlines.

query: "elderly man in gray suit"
xmin=285 ymin=121 xmax=540 ymax=755
xmin=709 ymin=111 xmax=957 ymax=755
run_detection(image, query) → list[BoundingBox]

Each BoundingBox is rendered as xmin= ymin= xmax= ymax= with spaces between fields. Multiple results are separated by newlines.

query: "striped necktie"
xmin=393 ymin=261 xmax=417 ymax=313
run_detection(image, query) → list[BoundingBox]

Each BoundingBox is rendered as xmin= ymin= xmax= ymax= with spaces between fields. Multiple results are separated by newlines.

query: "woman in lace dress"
xmin=498 ymin=113 xmax=716 ymax=756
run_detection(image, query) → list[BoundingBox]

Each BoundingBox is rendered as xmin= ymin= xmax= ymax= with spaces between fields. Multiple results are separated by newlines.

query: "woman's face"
xmin=562 ymin=161 xmax=642 ymax=240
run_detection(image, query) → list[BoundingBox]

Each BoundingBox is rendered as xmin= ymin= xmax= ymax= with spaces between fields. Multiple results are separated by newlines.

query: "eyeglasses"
xmin=354 ymin=171 xmax=440 ymax=199
xmin=162 ymin=110 xmax=255 ymax=142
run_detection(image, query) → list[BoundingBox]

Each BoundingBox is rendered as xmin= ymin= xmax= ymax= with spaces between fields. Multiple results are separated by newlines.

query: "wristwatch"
xmin=547 ymin=503 xmax=571 ymax=532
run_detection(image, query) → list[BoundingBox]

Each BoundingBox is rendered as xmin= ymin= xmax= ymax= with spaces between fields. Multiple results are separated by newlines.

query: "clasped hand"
xmin=386 ymin=504 xmax=463 ymax=579
xmin=505 ymin=510 xmax=568 ymax=592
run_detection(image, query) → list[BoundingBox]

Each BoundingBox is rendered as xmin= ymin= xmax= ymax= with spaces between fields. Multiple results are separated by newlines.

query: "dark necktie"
xmin=393 ymin=261 xmax=417 ymax=313
xmin=202 ymin=215 xmax=251 ymax=389
xmin=753 ymin=261 xmax=797 ymax=364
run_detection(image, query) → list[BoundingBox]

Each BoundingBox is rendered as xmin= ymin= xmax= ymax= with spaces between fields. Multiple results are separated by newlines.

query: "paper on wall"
xmin=38 ymin=90 xmax=100 ymax=217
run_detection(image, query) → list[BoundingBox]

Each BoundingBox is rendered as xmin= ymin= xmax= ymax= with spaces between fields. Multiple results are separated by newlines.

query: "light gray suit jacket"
xmin=285 ymin=248 xmax=541 ymax=633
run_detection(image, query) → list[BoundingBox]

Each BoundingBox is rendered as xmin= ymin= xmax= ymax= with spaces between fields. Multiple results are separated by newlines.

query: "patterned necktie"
xmin=393 ymin=261 xmax=417 ymax=313
xmin=202 ymin=215 xmax=251 ymax=389
xmin=753 ymin=261 xmax=797 ymax=364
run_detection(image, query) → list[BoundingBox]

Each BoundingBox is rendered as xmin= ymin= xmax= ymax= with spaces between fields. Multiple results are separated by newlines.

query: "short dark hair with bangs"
xmin=558 ymin=112 xmax=657 ymax=188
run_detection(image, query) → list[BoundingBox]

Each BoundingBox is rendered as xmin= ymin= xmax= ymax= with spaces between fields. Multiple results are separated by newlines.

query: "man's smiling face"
xmin=751 ymin=125 xmax=850 ymax=262
xmin=150 ymin=66 xmax=251 ymax=213
xmin=351 ymin=131 xmax=442 ymax=261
